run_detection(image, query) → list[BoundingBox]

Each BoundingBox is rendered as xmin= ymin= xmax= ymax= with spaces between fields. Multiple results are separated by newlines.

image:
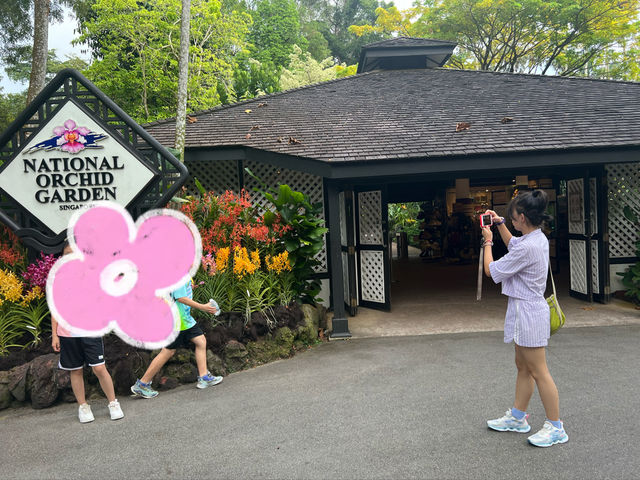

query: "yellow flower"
xmin=266 ymin=251 xmax=291 ymax=274
xmin=21 ymin=286 xmax=43 ymax=306
xmin=0 ymin=268 xmax=25 ymax=304
xmin=250 ymin=250 xmax=261 ymax=269
xmin=215 ymin=247 xmax=230 ymax=273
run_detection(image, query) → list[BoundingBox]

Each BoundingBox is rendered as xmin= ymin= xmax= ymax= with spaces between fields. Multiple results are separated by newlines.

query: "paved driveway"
xmin=1 ymin=325 xmax=639 ymax=479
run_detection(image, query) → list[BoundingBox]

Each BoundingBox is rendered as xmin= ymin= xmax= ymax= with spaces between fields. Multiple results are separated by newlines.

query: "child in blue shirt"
xmin=131 ymin=280 xmax=222 ymax=397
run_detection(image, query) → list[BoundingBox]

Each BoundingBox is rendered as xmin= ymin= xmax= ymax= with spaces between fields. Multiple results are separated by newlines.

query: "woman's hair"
xmin=507 ymin=189 xmax=553 ymax=227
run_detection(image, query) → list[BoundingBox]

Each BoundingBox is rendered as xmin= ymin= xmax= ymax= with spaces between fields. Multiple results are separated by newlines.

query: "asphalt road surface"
xmin=1 ymin=325 xmax=639 ymax=479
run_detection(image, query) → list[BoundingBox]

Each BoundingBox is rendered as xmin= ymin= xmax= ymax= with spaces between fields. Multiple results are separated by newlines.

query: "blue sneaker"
xmin=487 ymin=408 xmax=531 ymax=433
xmin=528 ymin=421 xmax=569 ymax=447
xmin=197 ymin=372 xmax=223 ymax=389
xmin=131 ymin=379 xmax=159 ymax=398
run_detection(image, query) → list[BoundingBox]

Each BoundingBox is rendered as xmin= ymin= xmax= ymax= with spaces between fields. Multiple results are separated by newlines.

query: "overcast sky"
xmin=1 ymin=0 xmax=417 ymax=95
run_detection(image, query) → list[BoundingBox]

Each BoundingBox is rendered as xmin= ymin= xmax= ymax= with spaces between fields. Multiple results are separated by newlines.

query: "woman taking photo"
xmin=482 ymin=189 xmax=568 ymax=448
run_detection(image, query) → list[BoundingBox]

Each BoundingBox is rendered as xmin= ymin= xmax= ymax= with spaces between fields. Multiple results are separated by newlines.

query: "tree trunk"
xmin=27 ymin=0 xmax=50 ymax=104
xmin=174 ymin=0 xmax=191 ymax=162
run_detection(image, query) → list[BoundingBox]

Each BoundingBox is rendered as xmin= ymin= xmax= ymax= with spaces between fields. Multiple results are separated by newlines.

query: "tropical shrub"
xmin=0 ymin=224 xmax=27 ymax=270
xmin=0 ymin=268 xmax=50 ymax=355
xmin=248 ymin=171 xmax=328 ymax=304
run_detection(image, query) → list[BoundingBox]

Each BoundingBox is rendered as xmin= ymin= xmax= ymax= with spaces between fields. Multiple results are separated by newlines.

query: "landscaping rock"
xmin=301 ymin=304 xmax=321 ymax=330
xmin=163 ymin=363 xmax=198 ymax=384
xmin=109 ymin=350 xmax=150 ymax=396
xmin=274 ymin=327 xmax=294 ymax=349
xmin=296 ymin=305 xmax=320 ymax=345
xmin=155 ymin=375 xmax=180 ymax=391
xmin=170 ymin=348 xmax=195 ymax=365
xmin=224 ymin=340 xmax=248 ymax=372
xmin=206 ymin=350 xmax=226 ymax=376
xmin=0 ymin=383 xmax=13 ymax=410
xmin=29 ymin=354 xmax=60 ymax=409
xmin=54 ymin=369 xmax=71 ymax=390
xmin=204 ymin=325 xmax=227 ymax=354
xmin=8 ymin=363 xmax=30 ymax=402
xmin=0 ymin=371 xmax=11 ymax=410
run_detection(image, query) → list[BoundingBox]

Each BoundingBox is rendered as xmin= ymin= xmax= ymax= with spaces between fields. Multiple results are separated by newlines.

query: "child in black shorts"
xmin=131 ymin=279 xmax=222 ymax=398
xmin=51 ymin=244 xmax=124 ymax=423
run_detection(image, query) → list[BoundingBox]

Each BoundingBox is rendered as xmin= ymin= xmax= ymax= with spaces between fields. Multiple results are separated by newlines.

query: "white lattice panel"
xmin=590 ymin=178 xmax=598 ymax=235
xmin=570 ymin=239 xmax=587 ymax=295
xmin=243 ymin=160 xmax=327 ymax=273
xmin=184 ymin=159 xmax=240 ymax=195
xmin=607 ymin=163 xmax=640 ymax=258
xmin=360 ymin=250 xmax=385 ymax=303
xmin=358 ymin=191 xmax=383 ymax=245
xmin=591 ymin=239 xmax=600 ymax=294
xmin=568 ymin=179 xmax=585 ymax=235
xmin=339 ymin=191 xmax=347 ymax=246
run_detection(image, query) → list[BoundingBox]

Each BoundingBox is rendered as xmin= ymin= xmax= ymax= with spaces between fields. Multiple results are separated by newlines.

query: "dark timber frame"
xmin=181 ymin=144 xmax=639 ymax=338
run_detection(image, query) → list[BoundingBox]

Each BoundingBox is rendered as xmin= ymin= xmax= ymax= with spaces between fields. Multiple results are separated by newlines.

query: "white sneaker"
xmin=487 ymin=408 xmax=531 ymax=433
xmin=528 ymin=421 xmax=569 ymax=447
xmin=108 ymin=400 xmax=124 ymax=420
xmin=78 ymin=403 xmax=94 ymax=423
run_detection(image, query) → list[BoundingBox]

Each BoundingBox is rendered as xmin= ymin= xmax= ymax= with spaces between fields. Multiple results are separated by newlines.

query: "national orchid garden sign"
xmin=0 ymin=69 xmax=188 ymax=253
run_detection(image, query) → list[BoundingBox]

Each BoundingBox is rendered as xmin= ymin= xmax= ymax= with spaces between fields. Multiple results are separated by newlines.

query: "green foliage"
xmin=250 ymin=170 xmax=328 ymax=304
xmin=616 ymin=205 xmax=640 ymax=304
xmin=231 ymin=56 xmax=281 ymax=101
xmin=279 ymin=44 xmax=355 ymax=90
xmin=4 ymin=48 xmax=89 ymax=84
xmin=79 ymin=0 xmax=252 ymax=123
xmin=249 ymin=0 xmax=307 ymax=68
xmin=389 ymin=202 xmax=422 ymax=247
xmin=0 ymin=90 xmax=27 ymax=135
xmin=352 ymin=0 xmax=640 ymax=78
xmin=10 ymin=298 xmax=51 ymax=348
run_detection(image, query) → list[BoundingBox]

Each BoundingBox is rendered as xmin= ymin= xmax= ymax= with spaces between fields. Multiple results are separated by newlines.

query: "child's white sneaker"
xmin=78 ymin=403 xmax=94 ymax=423
xmin=108 ymin=400 xmax=124 ymax=420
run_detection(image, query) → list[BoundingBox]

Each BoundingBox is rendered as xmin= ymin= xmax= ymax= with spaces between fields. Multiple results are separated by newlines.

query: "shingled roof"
xmin=144 ymin=68 xmax=640 ymax=164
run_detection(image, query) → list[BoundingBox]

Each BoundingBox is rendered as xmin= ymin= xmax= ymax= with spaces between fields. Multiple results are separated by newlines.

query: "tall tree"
xmin=249 ymin=0 xmax=307 ymax=68
xmin=27 ymin=0 xmax=51 ymax=103
xmin=79 ymin=0 xmax=251 ymax=122
xmin=175 ymin=0 xmax=191 ymax=161
xmin=351 ymin=0 xmax=639 ymax=76
xmin=0 ymin=0 xmax=68 ymax=103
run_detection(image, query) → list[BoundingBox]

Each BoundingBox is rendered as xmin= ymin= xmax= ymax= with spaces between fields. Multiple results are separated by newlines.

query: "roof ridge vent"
xmin=357 ymin=36 xmax=457 ymax=73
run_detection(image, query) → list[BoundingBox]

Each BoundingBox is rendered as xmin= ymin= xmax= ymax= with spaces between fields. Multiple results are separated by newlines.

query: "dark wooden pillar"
xmin=326 ymin=180 xmax=351 ymax=338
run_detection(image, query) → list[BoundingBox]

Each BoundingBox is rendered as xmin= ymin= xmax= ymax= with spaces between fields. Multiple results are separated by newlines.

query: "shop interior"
xmin=386 ymin=176 xmax=570 ymax=312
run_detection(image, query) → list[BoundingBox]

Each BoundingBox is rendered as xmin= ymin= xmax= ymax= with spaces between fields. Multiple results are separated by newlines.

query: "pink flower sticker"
xmin=46 ymin=202 xmax=202 ymax=349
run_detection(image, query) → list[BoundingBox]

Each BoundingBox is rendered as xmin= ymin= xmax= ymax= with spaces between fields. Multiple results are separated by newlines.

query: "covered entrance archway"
xmin=335 ymin=165 xmax=612 ymax=331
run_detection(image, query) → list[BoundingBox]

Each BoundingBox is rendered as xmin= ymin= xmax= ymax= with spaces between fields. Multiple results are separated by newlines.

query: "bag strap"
xmin=548 ymin=261 xmax=557 ymax=298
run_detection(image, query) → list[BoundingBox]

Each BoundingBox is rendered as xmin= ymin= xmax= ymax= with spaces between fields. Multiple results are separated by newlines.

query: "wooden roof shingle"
xmin=144 ymin=67 xmax=640 ymax=163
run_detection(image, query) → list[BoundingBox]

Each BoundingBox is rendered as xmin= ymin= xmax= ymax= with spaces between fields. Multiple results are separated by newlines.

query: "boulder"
xmin=155 ymin=375 xmax=180 ymax=391
xmin=296 ymin=305 xmax=320 ymax=345
xmin=169 ymin=348 xmax=195 ymax=365
xmin=110 ymin=350 xmax=150 ymax=396
xmin=0 ymin=371 xmax=11 ymax=410
xmin=29 ymin=354 xmax=60 ymax=409
xmin=54 ymin=368 xmax=71 ymax=390
xmin=224 ymin=340 xmax=248 ymax=373
xmin=274 ymin=327 xmax=294 ymax=349
xmin=163 ymin=363 xmax=198 ymax=384
xmin=8 ymin=363 xmax=30 ymax=402
xmin=206 ymin=350 xmax=227 ymax=377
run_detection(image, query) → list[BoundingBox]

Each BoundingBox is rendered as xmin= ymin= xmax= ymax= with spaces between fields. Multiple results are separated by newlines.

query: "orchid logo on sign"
xmin=25 ymin=119 xmax=107 ymax=154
